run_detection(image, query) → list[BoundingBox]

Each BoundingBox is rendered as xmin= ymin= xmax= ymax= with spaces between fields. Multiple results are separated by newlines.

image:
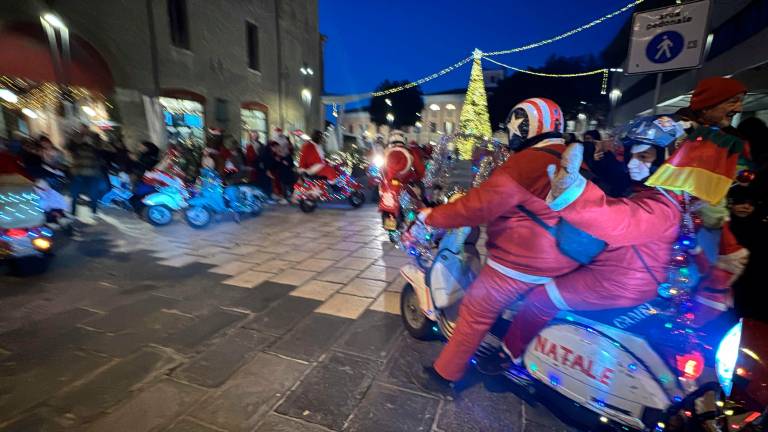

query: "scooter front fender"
xmin=401 ymin=264 xmax=437 ymax=321
xmin=142 ymin=193 xmax=186 ymax=210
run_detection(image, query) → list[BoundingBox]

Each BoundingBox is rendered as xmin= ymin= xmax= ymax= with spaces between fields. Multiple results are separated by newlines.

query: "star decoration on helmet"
xmin=507 ymin=113 xmax=525 ymax=138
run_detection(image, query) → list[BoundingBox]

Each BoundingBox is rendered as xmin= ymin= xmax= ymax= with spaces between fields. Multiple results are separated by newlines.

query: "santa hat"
xmin=689 ymin=77 xmax=747 ymax=111
xmin=389 ymin=130 xmax=406 ymax=146
xmin=384 ymin=146 xmax=413 ymax=178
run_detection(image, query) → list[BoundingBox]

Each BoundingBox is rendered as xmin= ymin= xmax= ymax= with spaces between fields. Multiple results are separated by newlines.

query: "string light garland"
xmin=485 ymin=0 xmax=645 ymax=56
xmin=370 ymin=56 xmax=473 ymax=97
xmin=482 ymin=57 xmax=611 ymax=94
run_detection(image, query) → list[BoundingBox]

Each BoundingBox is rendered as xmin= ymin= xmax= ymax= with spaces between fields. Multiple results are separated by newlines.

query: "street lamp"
xmin=22 ymin=108 xmax=39 ymax=119
xmin=386 ymin=113 xmax=394 ymax=124
xmin=0 ymin=89 xmax=18 ymax=104
xmin=42 ymin=13 xmax=66 ymax=30
xmin=385 ymin=98 xmax=392 ymax=106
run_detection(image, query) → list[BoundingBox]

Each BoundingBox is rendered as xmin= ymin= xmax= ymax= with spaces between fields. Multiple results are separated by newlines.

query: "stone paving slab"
xmin=173 ymin=328 xmax=274 ymax=388
xmin=48 ymin=347 xmax=179 ymax=422
xmin=165 ymin=418 xmax=222 ymax=432
xmin=378 ymin=334 xmax=446 ymax=398
xmin=244 ymin=296 xmax=322 ymax=336
xmin=270 ymin=313 xmax=351 ymax=362
xmin=84 ymin=379 xmax=206 ymax=432
xmin=83 ymin=295 xmax=178 ymax=333
xmin=190 ymin=353 xmax=307 ymax=432
xmin=0 ymin=307 xmax=98 ymax=353
xmin=223 ymin=281 xmax=295 ymax=314
xmin=334 ymin=310 xmax=403 ymax=360
xmin=0 ymin=350 xmax=111 ymax=422
xmin=276 ymin=351 xmax=379 ymax=430
xmin=345 ymin=383 xmax=438 ymax=432
xmin=253 ymin=414 xmax=330 ymax=432
xmin=160 ymin=309 xmax=245 ymax=354
xmin=79 ymin=310 xmax=195 ymax=358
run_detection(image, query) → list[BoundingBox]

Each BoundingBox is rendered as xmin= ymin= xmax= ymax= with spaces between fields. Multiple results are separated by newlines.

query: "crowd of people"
xmin=414 ymin=76 xmax=766 ymax=393
xmin=0 ymin=125 xmax=321 ymax=225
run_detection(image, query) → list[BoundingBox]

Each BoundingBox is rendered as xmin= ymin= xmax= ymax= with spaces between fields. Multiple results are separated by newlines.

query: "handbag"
xmin=516 ymin=205 xmax=606 ymax=265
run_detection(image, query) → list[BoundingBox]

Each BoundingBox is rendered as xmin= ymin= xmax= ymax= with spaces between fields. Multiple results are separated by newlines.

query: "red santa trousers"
xmin=503 ymin=266 xmax=658 ymax=359
xmin=434 ymin=265 xmax=537 ymax=381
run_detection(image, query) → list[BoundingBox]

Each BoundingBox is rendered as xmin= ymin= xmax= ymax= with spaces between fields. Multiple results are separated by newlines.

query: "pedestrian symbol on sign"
xmin=646 ymin=31 xmax=684 ymax=64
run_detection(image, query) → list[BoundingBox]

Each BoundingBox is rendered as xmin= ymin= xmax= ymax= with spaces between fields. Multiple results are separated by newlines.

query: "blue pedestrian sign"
xmin=627 ymin=0 xmax=711 ymax=74
xmin=646 ymin=31 xmax=684 ymax=64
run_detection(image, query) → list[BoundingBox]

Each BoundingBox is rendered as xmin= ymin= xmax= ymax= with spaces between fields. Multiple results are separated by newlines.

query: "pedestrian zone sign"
xmin=627 ymin=0 xmax=711 ymax=74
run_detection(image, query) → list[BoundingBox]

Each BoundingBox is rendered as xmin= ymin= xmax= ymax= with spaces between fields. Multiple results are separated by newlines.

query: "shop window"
xmin=445 ymin=121 xmax=454 ymax=135
xmin=241 ymin=108 xmax=267 ymax=145
xmin=246 ymin=22 xmax=260 ymax=71
xmin=430 ymin=122 xmax=437 ymax=133
xmin=168 ymin=0 xmax=190 ymax=49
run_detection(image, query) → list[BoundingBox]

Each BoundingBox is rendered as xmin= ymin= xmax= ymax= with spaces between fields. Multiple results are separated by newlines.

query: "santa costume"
xmin=298 ymin=133 xmax=338 ymax=181
xmin=423 ymin=98 xmax=584 ymax=382
xmin=504 ymin=116 xmax=748 ymax=359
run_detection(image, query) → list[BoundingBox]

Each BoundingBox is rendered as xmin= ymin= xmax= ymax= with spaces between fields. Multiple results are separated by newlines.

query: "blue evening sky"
xmin=319 ymin=0 xmax=632 ymax=96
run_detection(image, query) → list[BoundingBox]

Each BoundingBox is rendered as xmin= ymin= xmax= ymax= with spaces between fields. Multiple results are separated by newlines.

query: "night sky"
xmin=320 ymin=0 xmax=632 ymax=96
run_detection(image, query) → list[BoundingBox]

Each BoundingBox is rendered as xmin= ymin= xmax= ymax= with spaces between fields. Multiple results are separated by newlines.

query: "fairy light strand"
xmin=485 ymin=0 xmax=645 ymax=56
xmin=482 ymin=57 xmax=610 ymax=94
xmin=370 ymin=56 xmax=473 ymax=97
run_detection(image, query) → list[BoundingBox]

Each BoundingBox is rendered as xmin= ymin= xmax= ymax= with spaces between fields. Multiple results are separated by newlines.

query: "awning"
xmin=0 ymin=23 xmax=113 ymax=94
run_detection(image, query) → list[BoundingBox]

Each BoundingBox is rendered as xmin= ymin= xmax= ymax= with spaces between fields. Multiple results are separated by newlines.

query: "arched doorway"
xmin=0 ymin=22 xmax=114 ymax=144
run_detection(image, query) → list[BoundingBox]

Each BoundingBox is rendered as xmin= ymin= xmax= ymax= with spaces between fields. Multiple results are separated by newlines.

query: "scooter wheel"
xmin=299 ymin=199 xmax=317 ymax=213
xmin=144 ymin=205 xmax=174 ymax=226
xmin=401 ymin=283 xmax=436 ymax=340
xmin=349 ymin=191 xmax=365 ymax=208
xmin=185 ymin=206 xmax=212 ymax=229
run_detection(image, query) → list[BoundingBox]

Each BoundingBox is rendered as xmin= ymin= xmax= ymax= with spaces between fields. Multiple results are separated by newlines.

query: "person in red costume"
xmin=298 ymin=130 xmax=338 ymax=181
xmin=505 ymin=116 xmax=748 ymax=364
xmin=382 ymin=132 xmax=425 ymax=184
xmin=417 ymin=98 xmax=584 ymax=390
xmin=502 ymin=116 xmax=686 ymax=368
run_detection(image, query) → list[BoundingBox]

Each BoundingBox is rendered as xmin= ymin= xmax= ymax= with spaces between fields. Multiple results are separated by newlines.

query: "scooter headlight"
xmin=372 ymin=154 xmax=385 ymax=168
xmin=716 ymin=320 xmax=743 ymax=397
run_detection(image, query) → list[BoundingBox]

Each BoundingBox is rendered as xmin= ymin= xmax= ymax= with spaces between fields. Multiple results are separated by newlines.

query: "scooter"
xmin=293 ymin=167 xmax=365 ymax=213
xmin=99 ymin=171 xmax=133 ymax=210
xmin=379 ymin=180 xmax=423 ymax=243
xmin=1 ymin=174 xmax=54 ymax=275
xmin=140 ymin=169 xmax=190 ymax=226
xmin=398 ymin=221 xmax=741 ymax=432
xmin=184 ymin=182 xmax=266 ymax=229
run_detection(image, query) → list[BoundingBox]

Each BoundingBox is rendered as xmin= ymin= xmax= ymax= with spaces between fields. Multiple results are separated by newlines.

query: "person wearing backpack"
xmin=417 ymin=98 xmax=591 ymax=390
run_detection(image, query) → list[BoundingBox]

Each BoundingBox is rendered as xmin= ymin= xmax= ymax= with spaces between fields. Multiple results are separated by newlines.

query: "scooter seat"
xmin=572 ymin=297 xmax=670 ymax=334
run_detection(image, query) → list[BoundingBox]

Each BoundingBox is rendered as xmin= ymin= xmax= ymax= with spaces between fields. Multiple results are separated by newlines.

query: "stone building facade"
xmin=0 ymin=0 xmax=323 ymax=147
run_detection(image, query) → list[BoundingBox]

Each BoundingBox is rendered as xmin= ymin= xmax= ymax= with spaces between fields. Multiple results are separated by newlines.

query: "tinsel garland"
xmin=424 ymin=135 xmax=456 ymax=203
xmin=472 ymin=139 xmax=509 ymax=188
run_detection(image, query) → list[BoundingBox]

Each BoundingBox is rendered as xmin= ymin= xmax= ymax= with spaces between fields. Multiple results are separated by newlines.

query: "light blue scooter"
xmin=183 ymin=168 xmax=265 ymax=229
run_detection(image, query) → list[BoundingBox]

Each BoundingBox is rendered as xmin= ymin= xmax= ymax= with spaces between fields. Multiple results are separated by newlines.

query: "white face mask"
xmin=627 ymin=157 xmax=652 ymax=181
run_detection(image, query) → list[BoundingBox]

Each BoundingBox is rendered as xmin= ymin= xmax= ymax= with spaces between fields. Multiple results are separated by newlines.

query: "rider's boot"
xmin=418 ymin=366 xmax=461 ymax=398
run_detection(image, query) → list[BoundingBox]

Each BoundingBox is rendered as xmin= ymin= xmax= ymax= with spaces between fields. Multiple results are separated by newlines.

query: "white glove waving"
xmin=547 ymin=143 xmax=583 ymax=201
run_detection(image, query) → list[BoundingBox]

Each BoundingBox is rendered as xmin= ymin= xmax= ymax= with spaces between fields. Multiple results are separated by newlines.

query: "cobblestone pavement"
xmin=0 ymin=203 xmax=579 ymax=432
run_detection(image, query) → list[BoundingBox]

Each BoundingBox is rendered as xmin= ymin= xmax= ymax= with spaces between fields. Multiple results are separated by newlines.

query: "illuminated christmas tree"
xmin=456 ymin=50 xmax=492 ymax=160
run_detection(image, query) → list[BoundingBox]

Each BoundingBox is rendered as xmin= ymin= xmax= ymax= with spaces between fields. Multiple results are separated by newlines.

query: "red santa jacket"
xmin=426 ymin=144 xmax=581 ymax=278
xmin=550 ymin=182 xmax=681 ymax=302
xmin=383 ymin=146 xmax=425 ymax=184
xmin=299 ymin=140 xmax=338 ymax=180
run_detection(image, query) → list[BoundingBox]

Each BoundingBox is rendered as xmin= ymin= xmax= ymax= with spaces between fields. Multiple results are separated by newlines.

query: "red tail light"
xmin=676 ymin=351 xmax=705 ymax=380
xmin=4 ymin=229 xmax=28 ymax=238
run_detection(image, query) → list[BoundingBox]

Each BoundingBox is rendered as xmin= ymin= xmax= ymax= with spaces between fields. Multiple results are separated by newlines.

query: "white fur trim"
xmin=305 ymin=163 xmax=324 ymax=175
xmin=486 ymin=258 xmax=552 ymax=284
xmin=546 ymin=175 xmax=587 ymax=211
xmin=544 ymin=280 xmax=572 ymax=310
